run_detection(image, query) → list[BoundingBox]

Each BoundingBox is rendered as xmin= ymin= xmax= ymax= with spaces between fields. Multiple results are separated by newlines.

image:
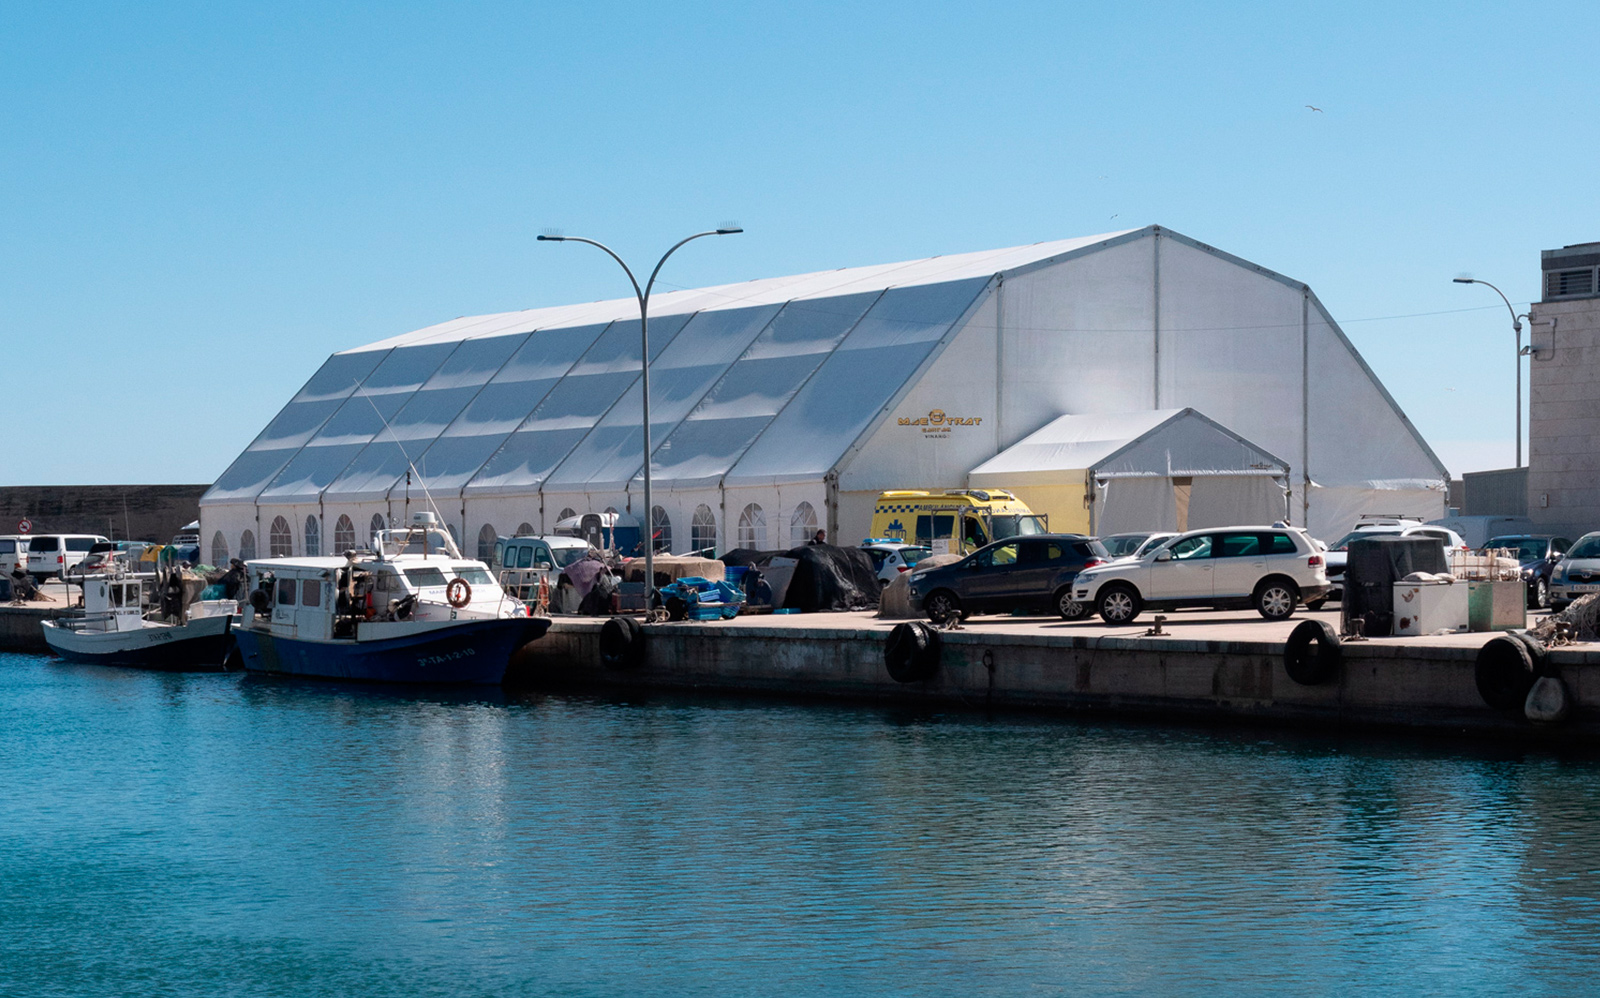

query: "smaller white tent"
xmin=967 ymin=409 xmax=1290 ymax=536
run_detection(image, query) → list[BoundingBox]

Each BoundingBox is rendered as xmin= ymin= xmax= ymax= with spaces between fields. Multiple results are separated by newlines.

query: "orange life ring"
xmin=446 ymin=578 xmax=472 ymax=608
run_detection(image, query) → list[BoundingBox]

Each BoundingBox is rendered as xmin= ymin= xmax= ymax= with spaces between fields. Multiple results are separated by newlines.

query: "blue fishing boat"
xmin=234 ymin=514 xmax=548 ymax=684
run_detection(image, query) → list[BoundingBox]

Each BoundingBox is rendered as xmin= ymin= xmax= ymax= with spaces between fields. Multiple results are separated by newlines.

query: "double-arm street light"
xmin=537 ymin=227 xmax=743 ymax=604
xmin=1453 ymin=277 xmax=1530 ymax=468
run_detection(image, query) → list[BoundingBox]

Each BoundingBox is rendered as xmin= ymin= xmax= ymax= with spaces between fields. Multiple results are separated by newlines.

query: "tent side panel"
xmin=836 ymin=291 xmax=1001 ymax=495
xmin=1156 ymin=238 xmax=1306 ymax=476
xmin=996 ymin=237 xmax=1157 ymax=449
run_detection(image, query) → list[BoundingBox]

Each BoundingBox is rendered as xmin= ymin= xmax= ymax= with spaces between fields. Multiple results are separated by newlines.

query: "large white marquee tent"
xmin=200 ymin=225 xmax=1449 ymax=565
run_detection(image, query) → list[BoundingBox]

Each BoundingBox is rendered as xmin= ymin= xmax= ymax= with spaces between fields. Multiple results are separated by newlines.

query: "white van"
xmin=26 ymin=534 xmax=110 ymax=579
xmin=494 ymin=535 xmax=591 ymax=600
xmin=0 ymin=535 xmax=28 ymax=575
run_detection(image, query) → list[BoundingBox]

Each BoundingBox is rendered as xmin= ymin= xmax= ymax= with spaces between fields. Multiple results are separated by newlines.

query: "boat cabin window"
xmin=301 ymin=579 xmax=322 ymax=606
xmin=375 ymin=571 xmax=401 ymax=592
xmin=452 ymin=566 xmax=494 ymax=585
xmin=403 ymin=567 xmax=448 ymax=588
xmin=277 ymin=579 xmax=297 ymax=606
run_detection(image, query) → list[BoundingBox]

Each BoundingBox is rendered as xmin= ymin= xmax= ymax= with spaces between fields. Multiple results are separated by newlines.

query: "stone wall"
xmin=0 ymin=485 xmax=209 ymax=542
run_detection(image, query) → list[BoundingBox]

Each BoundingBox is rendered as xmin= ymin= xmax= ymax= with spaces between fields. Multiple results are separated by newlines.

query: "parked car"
xmin=494 ymin=534 xmax=591 ymax=599
xmin=1071 ymin=526 xmax=1329 ymax=624
xmin=860 ymin=539 xmax=932 ymax=587
xmin=1548 ymin=533 xmax=1600 ymax=611
xmin=907 ymin=534 xmax=1109 ymax=622
xmin=26 ymin=534 xmax=110 ymax=580
xmin=1429 ymin=515 xmax=1536 ymax=550
xmin=1323 ymin=522 xmax=1466 ymax=602
xmin=0 ymin=535 xmax=28 ymax=576
xmin=1481 ymin=535 xmax=1572 ymax=609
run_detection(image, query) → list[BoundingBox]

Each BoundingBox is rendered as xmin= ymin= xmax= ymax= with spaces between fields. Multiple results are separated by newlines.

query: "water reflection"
xmin=2 ymin=652 xmax=1600 ymax=995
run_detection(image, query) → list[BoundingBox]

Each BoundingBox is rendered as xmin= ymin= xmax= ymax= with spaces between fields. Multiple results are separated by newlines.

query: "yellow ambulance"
xmin=869 ymin=489 xmax=1048 ymax=556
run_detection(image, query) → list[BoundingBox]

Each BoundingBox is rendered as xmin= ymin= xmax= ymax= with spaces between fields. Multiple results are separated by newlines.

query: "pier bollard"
xmin=599 ymin=616 xmax=646 ymax=670
xmin=885 ymin=622 xmax=941 ymax=683
xmin=1283 ymin=619 xmax=1341 ymax=685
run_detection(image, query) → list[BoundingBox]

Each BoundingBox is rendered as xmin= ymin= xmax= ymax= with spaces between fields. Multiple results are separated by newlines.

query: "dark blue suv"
xmin=907 ymin=534 xmax=1109 ymax=622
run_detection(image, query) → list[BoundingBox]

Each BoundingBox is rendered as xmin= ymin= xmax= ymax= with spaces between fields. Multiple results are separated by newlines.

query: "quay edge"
xmin=509 ymin=615 xmax=1600 ymax=742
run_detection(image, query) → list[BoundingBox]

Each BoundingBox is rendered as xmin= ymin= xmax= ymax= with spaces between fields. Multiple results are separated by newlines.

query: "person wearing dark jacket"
xmin=810 ymin=529 xmax=827 ymax=545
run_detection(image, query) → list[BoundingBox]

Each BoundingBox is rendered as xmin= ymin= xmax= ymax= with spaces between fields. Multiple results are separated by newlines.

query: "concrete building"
xmin=200 ymin=225 xmax=1449 ymax=562
xmin=1529 ymin=241 xmax=1600 ymax=536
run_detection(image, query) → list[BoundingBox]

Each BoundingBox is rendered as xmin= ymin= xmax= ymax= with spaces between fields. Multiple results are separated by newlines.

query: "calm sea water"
xmin=3 ymin=651 xmax=1600 ymax=996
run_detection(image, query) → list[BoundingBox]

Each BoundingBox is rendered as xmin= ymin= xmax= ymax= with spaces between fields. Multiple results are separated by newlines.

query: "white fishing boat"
xmin=233 ymin=512 xmax=549 ymax=684
xmin=41 ymin=573 xmax=237 ymax=671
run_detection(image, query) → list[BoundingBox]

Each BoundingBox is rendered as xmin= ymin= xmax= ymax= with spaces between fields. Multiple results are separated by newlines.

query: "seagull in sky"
xmin=1305 ymin=104 xmax=1323 ymax=112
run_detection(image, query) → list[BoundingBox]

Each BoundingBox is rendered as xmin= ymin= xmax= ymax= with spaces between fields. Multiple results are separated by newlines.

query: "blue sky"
xmin=2 ymin=1 xmax=1593 ymax=484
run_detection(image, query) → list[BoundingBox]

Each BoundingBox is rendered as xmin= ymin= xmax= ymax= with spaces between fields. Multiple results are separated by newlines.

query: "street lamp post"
xmin=537 ymin=227 xmax=743 ymax=607
xmin=1453 ymin=277 xmax=1528 ymax=468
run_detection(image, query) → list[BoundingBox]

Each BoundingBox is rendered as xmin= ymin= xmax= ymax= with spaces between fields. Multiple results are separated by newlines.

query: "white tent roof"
xmin=203 ymin=230 xmax=1139 ymax=506
xmin=968 ymin=409 xmax=1289 ymax=487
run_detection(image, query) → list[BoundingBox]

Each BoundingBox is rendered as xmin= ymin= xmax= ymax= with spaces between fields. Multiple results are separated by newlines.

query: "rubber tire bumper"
xmin=1284 ymin=619 xmax=1341 ymax=685
xmin=1474 ymin=634 xmax=1537 ymax=711
xmin=885 ymin=621 xmax=941 ymax=683
xmin=599 ymin=616 xmax=646 ymax=670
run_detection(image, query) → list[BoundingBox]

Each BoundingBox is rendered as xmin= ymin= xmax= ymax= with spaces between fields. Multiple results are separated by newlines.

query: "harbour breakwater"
xmin=511 ymin=612 xmax=1600 ymax=742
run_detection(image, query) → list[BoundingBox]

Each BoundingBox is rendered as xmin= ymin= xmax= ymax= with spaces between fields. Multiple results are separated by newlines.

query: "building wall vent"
xmin=1544 ymin=267 xmax=1597 ymax=300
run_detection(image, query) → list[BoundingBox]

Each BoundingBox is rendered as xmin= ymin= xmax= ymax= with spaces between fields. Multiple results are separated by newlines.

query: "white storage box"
xmin=1392 ymin=581 xmax=1470 ymax=635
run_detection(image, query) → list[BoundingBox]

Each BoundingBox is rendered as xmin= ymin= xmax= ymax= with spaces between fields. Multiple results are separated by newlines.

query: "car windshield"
xmin=1567 ymin=535 xmax=1600 ymax=560
xmin=1484 ymin=537 xmax=1548 ymax=562
xmin=1133 ymin=535 xmax=1175 ymax=558
xmin=1330 ymin=528 xmax=1401 ymax=551
xmin=900 ymin=547 xmax=931 ymax=567
xmin=1103 ymin=535 xmax=1148 ymax=557
xmin=991 ymin=515 xmax=1047 ymax=540
xmin=552 ymin=547 xmax=587 ymax=567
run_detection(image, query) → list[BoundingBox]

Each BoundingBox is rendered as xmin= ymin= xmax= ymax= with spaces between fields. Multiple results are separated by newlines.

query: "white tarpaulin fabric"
xmin=203 ymin=226 xmax=1449 ymax=561
xmin=971 ymin=409 xmax=1290 ymax=535
xmin=969 ymin=409 xmax=1289 ymax=484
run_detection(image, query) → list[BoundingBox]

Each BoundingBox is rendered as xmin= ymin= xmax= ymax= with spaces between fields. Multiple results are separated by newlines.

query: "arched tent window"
xmin=447 ymin=523 xmax=459 ymax=545
xmin=239 ymin=530 xmax=256 ymax=561
xmin=334 ymin=514 xmax=356 ymax=552
xmin=370 ymin=514 xmax=386 ymax=545
xmin=557 ymin=508 xmax=577 ymax=523
xmin=651 ymin=506 xmax=672 ymax=554
xmin=211 ymin=531 xmax=229 ymax=566
xmin=304 ymin=515 xmax=320 ymax=557
xmin=790 ymin=502 xmax=818 ymax=546
xmin=477 ymin=524 xmax=498 ymax=564
xmin=516 ymin=522 xmax=535 ymax=537
xmin=691 ymin=505 xmax=717 ymax=553
xmin=269 ymin=516 xmax=292 ymax=557
xmin=737 ymin=504 xmax=765 ymax=549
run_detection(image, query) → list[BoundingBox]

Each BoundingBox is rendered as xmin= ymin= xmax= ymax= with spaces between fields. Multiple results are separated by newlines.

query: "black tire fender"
xmin=885 ymin=621 xmax=941 ymax=683
xmin=599 ymin=615 xmax=646 ymax=670
xmin=1509 ymin=630 xmax=1553 ymax=678
xmin=1475 ymin=634 xmax=1537 ymax=711
xmin=1284 ymin=619 xmax=1341 ymax=685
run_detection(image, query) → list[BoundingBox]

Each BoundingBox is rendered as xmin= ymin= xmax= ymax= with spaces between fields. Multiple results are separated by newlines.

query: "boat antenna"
xmin=352 ymin=382 xmax=449 ymax=534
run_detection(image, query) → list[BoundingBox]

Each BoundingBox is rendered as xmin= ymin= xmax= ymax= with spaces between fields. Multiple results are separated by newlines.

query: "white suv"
xmin=1071 ymin=526 xmax=1329 ymax=624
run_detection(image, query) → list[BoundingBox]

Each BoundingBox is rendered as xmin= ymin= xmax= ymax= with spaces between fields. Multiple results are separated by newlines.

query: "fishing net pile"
xmin=1529 ymin=593 xmax=1600 ymax=645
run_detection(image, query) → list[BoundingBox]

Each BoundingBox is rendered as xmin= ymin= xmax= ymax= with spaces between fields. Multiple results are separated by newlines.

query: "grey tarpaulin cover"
xmin=722 ymin=545 xmax=880 ymax=612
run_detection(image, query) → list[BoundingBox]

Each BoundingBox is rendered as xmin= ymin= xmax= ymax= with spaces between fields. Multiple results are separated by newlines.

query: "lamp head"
xmin=715 ymin=227 xmax=744 ymax=236
xmin=536 ymin=234 xmax=565 ymax=242
xmin=1453 ymin=277 xmax=1475 ymax=284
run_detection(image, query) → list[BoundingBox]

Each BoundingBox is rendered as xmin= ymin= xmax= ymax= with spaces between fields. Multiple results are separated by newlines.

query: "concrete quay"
xmin=510 ymin=607 xmax=1600 ymax=742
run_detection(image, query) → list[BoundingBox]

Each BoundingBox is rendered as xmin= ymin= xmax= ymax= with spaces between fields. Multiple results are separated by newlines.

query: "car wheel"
xmin=1097 ymin=584 xmax=1141 ymax=624
xmin=1532 ymin=577 xmax=1549 ymax=610
xmin=1056 ymin=587 xmax=1089 ymax=621
xmin=924 ymin=589 xmax=962 ymax=624
xmin=1255 ymin=579 xmax=1299 ymax=621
